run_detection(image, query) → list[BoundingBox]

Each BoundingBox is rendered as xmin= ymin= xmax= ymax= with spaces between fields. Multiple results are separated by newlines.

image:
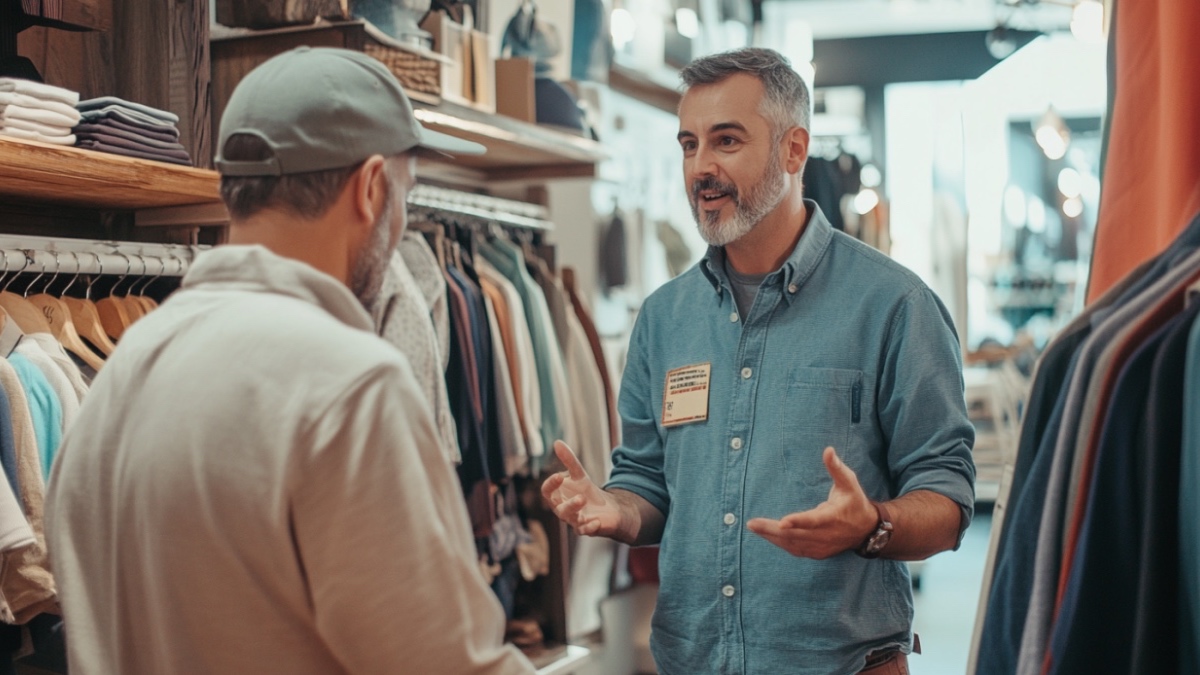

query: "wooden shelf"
xmin=211 ymin=20 xmax=605 ymax=184
xmin=0 ymin=136 xmax=220 ymax=210
xmin=608 ymin=64 xmax=682 ymax=115
xmin=413 ymin=99 xmax=605 ymax=182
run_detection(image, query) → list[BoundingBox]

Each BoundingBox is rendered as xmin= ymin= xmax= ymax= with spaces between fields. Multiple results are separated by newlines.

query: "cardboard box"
xmin=495 ymin=58 xmax=536 ymax=123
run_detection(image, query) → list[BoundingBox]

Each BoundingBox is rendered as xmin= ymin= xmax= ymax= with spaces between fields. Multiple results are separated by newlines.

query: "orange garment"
xmin=1088 ymin=0 xmax=1200 ymax=302
xmin=479 ymin=277 xmax=528 ymax=448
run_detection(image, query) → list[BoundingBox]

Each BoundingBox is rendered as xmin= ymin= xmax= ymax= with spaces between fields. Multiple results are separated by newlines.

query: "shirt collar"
xmin=699 ymin=199 xmax=835 ymax=305
xmin=182 ymin=245 xmax=375 ymax=332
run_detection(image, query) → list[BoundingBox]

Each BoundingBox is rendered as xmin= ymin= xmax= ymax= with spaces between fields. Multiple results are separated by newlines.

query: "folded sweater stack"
xmin=0 ymin=78 xmax=82 ymax=146
xmin=75 ymin=97 xmax=192 ymax=166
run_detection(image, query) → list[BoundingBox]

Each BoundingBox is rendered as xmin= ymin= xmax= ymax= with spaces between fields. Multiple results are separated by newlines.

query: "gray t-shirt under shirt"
xmin=724 ymin=257 xmax=768 ymax=320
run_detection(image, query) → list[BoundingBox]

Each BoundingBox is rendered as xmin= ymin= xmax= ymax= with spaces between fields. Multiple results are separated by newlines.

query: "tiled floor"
xmin=910 ymin=508 xmax=993 ymax=674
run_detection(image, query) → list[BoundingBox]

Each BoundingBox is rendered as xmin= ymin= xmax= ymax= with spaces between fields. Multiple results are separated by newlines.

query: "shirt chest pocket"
xmin=778 ymin=367 xmax=863 ymax=487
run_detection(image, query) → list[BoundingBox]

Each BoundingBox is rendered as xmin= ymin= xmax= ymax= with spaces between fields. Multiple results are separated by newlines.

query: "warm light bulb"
xmin=1036 ymin=125 xmax=1068 ymax=160
xmin=1057 ymin=168 xmax=1083 ymax=198
xmin=854 ymin=188 xmax=880 ymax=215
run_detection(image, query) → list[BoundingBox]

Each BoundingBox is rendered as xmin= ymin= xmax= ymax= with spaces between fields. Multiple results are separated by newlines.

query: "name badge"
xmin=662 ymin=363 xmax=712 ymax=428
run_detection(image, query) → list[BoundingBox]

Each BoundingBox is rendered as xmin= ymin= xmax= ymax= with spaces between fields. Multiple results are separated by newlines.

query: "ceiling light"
xmin=860 ymin=164 xmax=882 ymax=189
xmin=985 ymin=25 xmax=1018 ymax=60
xmin=1063 ymin=196 xmax=1084 ymax=218
xmin=1034 ymin=107 xmax=1070 ymax=160
xmin=1057 ymin=167 xmax=1082 ymax=198
xmin=854 ymin=188 xmax=880 ymax=215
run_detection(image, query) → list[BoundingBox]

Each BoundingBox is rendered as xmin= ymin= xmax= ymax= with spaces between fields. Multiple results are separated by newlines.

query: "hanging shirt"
xmin=26 ymin=333 xmax=89 ymax=405
xmin=0 ymin=358 xmax=55 ymax=625
xmin=604 ymin=203 xmax=975 ymax=674
xmin=44 ymin=245 xmax=533 ymax=675
xmin=0 ymin=385 xmax=32 ymax=555
xmin=562 ymin=268 xmax=620 ymax=448
xmin=478 ymin=257 xmax=544 ymax=461
xmin=398 ymin=232 xmax=451 ymax=372
xmin=532 ymin=267 xmax=577 ymax=454
xmin=1047 ymin=301 xmax=1199 ymax=674
xmin=7 ymin=353 xmax=62 ymax=482
xmin=479 ymin=239 xmax=562 ymax=459
xmin=15 ymin=338 xmax=79 ymax=437
xmin=1183 ymin=311 xmax=1200 ymax=674
xmin=480 ymin=291 xmax=527 ymax=477
xmin=372 ymin=249 xmax=460 ymax=464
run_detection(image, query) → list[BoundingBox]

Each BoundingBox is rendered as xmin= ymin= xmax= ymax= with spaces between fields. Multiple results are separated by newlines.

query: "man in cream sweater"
xmin=44 ymin=47 xmax=534 ymax=675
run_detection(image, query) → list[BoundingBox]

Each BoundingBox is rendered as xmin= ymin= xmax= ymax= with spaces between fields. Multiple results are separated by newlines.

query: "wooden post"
xmin=17 ymin=0 xmax=212 ymax=169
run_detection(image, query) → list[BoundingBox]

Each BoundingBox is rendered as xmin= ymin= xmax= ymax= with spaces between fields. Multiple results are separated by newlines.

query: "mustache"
xmin=691 ymin=176 xmax=738 ymax=204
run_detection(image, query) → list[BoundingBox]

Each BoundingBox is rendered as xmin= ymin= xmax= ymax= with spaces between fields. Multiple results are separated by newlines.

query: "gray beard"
xmin=350 ymin=190 xmax=395 ymax=310
xmin=691 ymin=154 xmax=788 ymax=247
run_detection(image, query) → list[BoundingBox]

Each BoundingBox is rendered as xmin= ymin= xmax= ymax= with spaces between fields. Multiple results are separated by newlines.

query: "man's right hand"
xmin=541 ymin=441 xmax=624 ymax=537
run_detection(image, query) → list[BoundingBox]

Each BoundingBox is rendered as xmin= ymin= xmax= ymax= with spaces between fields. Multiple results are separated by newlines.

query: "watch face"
xmin=867 ymin=529 xmax=892 ymax=554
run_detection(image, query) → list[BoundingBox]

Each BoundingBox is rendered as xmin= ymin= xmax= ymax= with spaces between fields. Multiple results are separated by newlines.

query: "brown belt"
xmin=859 ymin=649 xmax=908 ymax=674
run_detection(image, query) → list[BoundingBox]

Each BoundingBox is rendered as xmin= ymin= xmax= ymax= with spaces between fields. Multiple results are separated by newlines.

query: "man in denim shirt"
xmin=542 ymin=48 xmax=975 ymax=674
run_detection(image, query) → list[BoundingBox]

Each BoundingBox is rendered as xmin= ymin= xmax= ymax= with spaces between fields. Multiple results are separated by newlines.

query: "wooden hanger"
xmin=61 ymin=253 xmax=116 ymax=356
xmin=130 ymin=257 xmax=165 ymax=314
xmin=96 ymin=253 xmax=134 ymax=341
xmin=28 ymin=252 xmax=105 ymax=371
xmin=0 ymin=250 xmax=53 ymax=334
xmin=119 ymin=255 xmax=150 ymax=324
xmin=0 ymin=307 xmax=23 ymax=358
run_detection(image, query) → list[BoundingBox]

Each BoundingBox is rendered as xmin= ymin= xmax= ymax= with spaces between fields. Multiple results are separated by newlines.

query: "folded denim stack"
xmin=74 ymin=97 xmax=192 ymax=166
xmin=0 ymin=78 xmax=82 ymax=146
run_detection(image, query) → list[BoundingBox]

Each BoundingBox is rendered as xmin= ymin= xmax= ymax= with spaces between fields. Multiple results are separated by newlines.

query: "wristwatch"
xmin=855 ymin=501 xmax=893 ymax=559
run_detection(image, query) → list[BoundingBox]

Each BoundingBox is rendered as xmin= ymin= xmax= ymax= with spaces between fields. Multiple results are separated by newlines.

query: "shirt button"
xmin=788 ymin=283 xmax=798 ymax=294
xmin=723 ymin=585 xmax=736 ymax=598
xmin=730 ymin=437 xmax=743 ymax=450
xmin=729 ymin=312 xmax=739 ymax=323
xmin=724 ymin=513 xmax=737 ymax=525
xmin=741 ymin=367 xmax=752 ymax=379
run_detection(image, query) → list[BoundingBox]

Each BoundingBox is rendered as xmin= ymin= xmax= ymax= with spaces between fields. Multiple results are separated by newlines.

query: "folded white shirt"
xmin=1 ymin=116 xmax=72 ymax=137
xmin=0 ymin=126 xmax=78 ymax=146
xmin=0 ymin=103 xmax=80 ymax=129
xmin=0 ymin=92 xmax=82 ymax=123
xmin=0 ymin=77 xmax=80 ymax=107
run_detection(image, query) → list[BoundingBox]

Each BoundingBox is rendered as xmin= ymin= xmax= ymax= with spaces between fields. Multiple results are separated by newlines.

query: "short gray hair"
xmin=680 ymin=48 xmax=811 ymax=140
xmin=219 ymin=133 xmax=365 ymax=220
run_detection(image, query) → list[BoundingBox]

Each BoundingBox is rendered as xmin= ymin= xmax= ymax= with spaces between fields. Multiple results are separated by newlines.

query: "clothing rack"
xmin=0 ymin=235 xmax=205 ymax=276
xmin=410 ymin=184 xmax=553 ymax=232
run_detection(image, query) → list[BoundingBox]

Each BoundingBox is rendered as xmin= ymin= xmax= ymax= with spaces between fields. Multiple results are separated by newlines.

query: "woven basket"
xmin=364 ymin=41 xmax=442 ymax=103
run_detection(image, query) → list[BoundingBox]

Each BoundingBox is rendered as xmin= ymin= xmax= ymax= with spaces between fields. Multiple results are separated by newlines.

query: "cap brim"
xmin=416 ymin=124 xmax=486 ymax=156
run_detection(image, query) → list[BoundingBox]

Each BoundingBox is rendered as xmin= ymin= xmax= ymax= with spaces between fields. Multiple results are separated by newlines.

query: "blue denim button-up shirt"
xmin=606 ymin=202 xmax=976 ymax=675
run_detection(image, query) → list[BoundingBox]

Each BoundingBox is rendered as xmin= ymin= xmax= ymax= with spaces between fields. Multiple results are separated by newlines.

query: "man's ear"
xmin=350 ymin=155 xmax=389 ymax=228
xmin=784 ymin=126 xmax=810 ymax=175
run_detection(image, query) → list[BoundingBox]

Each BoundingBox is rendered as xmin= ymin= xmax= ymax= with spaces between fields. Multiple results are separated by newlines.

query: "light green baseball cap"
xmin=215 ymin=46 xmax=484 ymax=176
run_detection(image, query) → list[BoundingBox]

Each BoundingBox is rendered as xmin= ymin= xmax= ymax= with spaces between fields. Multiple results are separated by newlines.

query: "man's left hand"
xmin=746 ymin=446 xmax=879 ymax=559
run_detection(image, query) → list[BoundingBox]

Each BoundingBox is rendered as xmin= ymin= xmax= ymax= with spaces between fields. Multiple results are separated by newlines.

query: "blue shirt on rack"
xmin=605 ymin=202 xmax=976 ymax=675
